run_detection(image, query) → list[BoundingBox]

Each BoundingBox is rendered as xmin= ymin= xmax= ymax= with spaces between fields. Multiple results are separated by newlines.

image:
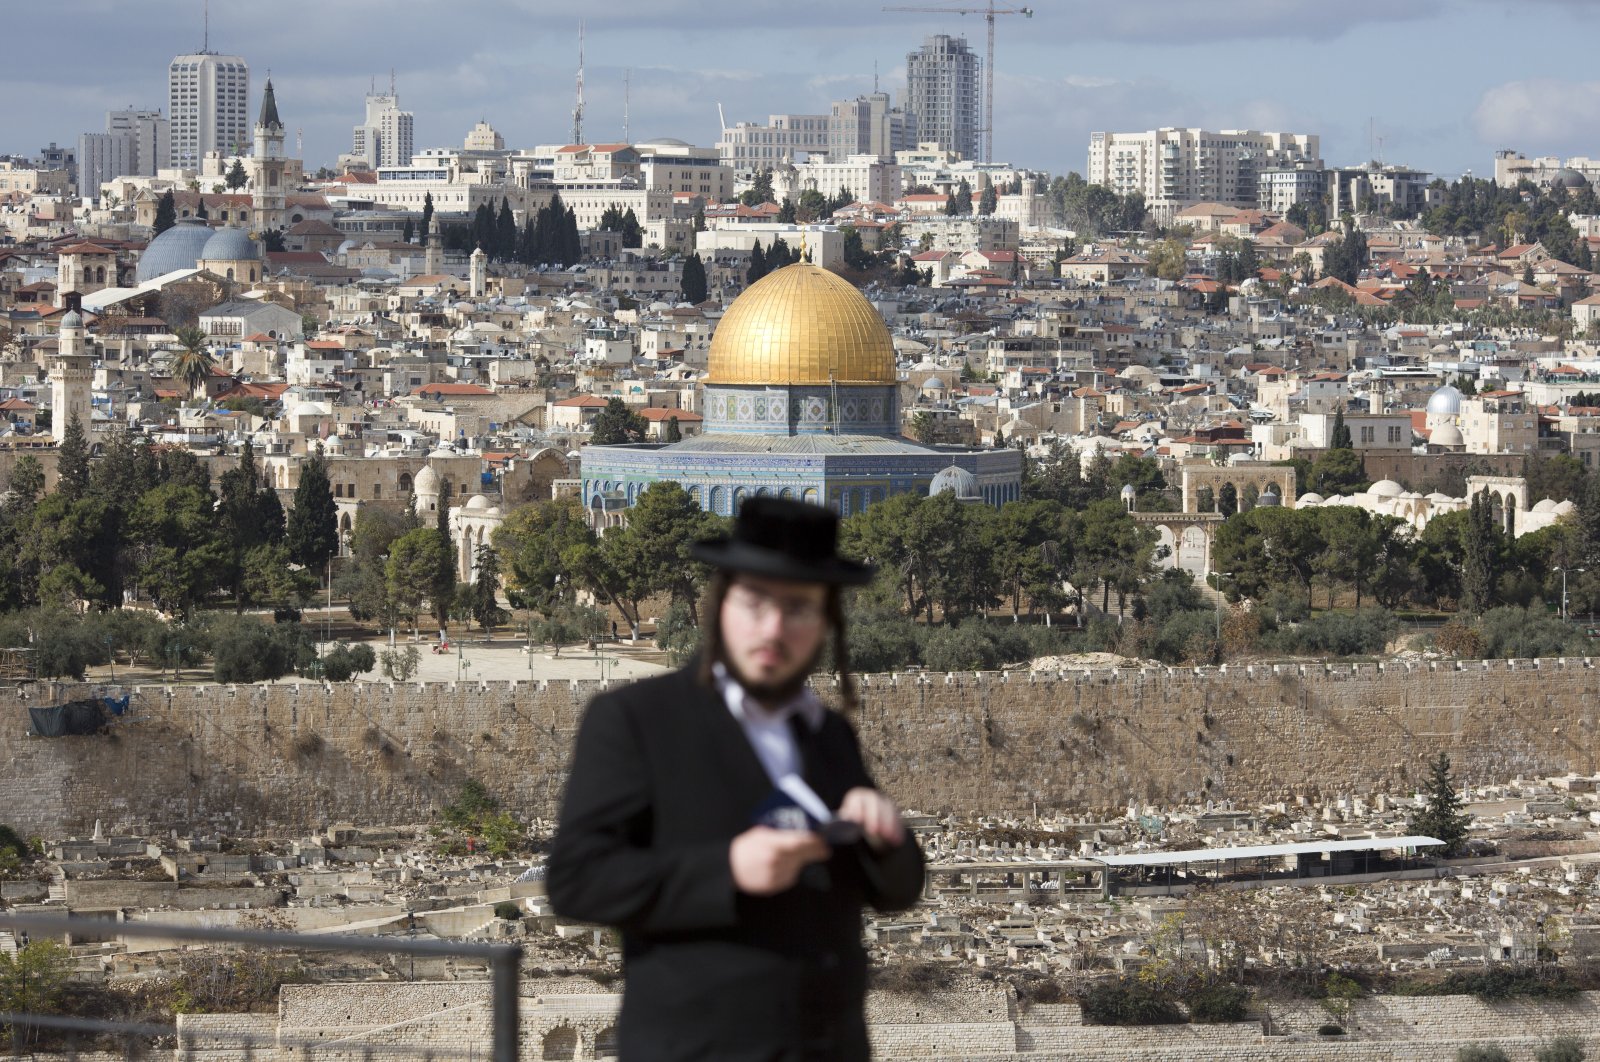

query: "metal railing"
xmin=0 ymin=913 xmax=522 ymax=1062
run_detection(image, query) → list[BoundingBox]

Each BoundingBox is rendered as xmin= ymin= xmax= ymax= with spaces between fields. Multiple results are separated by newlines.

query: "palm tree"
xmin=170 ymin=325 xmax=215 ymax=400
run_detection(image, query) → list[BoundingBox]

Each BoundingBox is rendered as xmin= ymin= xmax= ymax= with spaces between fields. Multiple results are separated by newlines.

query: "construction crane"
xmin=884 ymin=1 xmax=1034 ymax=163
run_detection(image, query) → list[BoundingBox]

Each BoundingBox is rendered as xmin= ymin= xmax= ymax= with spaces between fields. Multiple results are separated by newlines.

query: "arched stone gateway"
xmin=1467 ymin=474 xmax=1527 ymax=536
xmin=1181 ymin=465 xmax=1297 ymax=514
xmin=1134 ymin=512 xmax=1223 ymax=577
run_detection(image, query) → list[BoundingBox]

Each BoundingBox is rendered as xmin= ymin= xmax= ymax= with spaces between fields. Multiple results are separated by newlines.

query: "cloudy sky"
xmin=9 ymin=0 xmax=1600 ymax=180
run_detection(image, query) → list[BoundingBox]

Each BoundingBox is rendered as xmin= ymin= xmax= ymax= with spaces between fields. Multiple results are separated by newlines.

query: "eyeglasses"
xmin=725 ymin=585 xmax=827 ymax=628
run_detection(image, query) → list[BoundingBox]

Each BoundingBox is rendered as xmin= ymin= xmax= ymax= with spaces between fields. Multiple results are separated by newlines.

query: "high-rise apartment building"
xmin=78 ymin=109 xmax=168 ymax=198
xmin=352 ymin=92 xmax=415 ymax=169
xmin=905 ymin=35 xmax=980 ymax=162
xmin=109 ymin=109 xmax=170 ymax=176
xmin=827 ymin=92 xmax=915 ymax=161
xmin=167 ymin=52 xmax=249 ymax=170
xmin=1087 ymin=127 xmax=1320 ymax=223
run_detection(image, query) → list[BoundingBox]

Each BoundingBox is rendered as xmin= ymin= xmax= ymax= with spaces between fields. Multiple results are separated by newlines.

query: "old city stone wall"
xmin=2 ymin=658 xmax=1598 ymax=836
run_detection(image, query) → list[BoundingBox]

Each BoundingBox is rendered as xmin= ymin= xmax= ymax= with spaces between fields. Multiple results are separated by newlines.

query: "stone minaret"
xmin=51 ymin=309 xmax=94 ymax=439
xmin=469 ymin=245 xmax=487 ymax=297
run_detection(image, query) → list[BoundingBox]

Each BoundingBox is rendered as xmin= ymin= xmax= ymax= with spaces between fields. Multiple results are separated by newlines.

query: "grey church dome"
xmin=200 ymin=227 xmax=260 ymax=262
xmin=136 ymin=218 xmax=215 ymax=283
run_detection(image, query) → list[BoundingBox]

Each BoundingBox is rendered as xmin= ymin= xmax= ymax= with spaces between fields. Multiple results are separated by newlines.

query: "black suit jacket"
xmin=546 ymin=664 xmax=925 ymax=1062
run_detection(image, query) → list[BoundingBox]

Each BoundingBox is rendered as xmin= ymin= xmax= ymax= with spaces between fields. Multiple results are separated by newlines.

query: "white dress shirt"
xmin=712 ymin=662 xmax=824 ymax=785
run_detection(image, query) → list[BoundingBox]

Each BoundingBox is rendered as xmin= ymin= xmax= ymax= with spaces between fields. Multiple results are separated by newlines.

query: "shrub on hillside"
xmin=1262 ymin=608 xmax=1396 ymax=657
xmin=1457 ymin=1047 xmax=1510 ymax=1062
xmin=1077 ymin=977 xmax=1186 ymax=1026
xmin=1535 ymin=1035 xmax=1587 ymax=1062
xmin=1184 ymin=982 xmax=1250 ymax=1023
xmin=1476 ymin=606 xmax=1587 ymax=659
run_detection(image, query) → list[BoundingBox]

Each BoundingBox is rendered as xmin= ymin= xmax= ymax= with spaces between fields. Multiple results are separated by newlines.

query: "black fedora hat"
xmin=691 ymin=497 xmax=875 ymax=586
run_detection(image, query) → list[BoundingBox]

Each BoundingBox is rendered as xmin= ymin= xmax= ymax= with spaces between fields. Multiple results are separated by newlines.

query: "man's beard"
xmin=724 ymin=642 xmax=826 ymax=707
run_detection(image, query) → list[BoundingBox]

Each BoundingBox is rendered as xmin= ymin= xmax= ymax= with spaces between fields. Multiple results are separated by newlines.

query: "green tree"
xmin=738 ymin=168 xmax=774 ymax=207
xmin=431 ymin=483 xmax=457 ymax=633
xmin=991 ymin=499 xmax=1071 ymax=618
xmin=55 ymin=413 xmax=90 ymax=501
xmin=0 ymin=937 xmax=72 ymax=1042
xmin=285 ymin=453 xmax=338 ymax=576
xmin=470 ymin=544 xmax=507 ymax=637
xmin=978 ymin=178 xmax=997 ymax=216
xmin=218 ymin=440 xmax=286 ymax=609
xmin=226 ymin=158 xmax=248 ymax=191
xmin=910 ymin=411 xmax=938 ymax=444
xmin=1308 ymin=447 xmax=1368 ymax=496
xmin=386 ymin=526 xmax=449 ymax=635
xmin=746 ymin=242 xmax=768 ymax=286
xmin=1461 ymin=492 xmax=1500 ymax=616
xmin=153 ymin=190 xmax=177 ymax=235
xmin=955 ymin=178 xmax=973 ymax=215
xmin=419 ymin=191 xmax=434 ymax=243
xmin=1330 ymin=408 xmax=1353 ymax=450
xmin=171 ymin=325 xmax=216 ymax=399
xmin=1146 ymin=238 xmax=1187 ymax=281
xmin=589 ymin=397 xmax=646 ymax=445
xmin=1073 ymin=498 xmax=1158 ymax=616
xmin=603 ymin=481 xmax=722 ymax=627
xmin=664 ymin=416 xmax=682 ymax=443
xmin=1412 ymin=752 xmax=1471 ymax=856
xmin=680 ymin=251 xmax=708 ymax=303
xmin=493 ymin=497 xmax=596 ymax=614
xmin=777 ymin=197 xmax=799 ymax=224
xmin=126 ymin=482 xmax=227 ymax=617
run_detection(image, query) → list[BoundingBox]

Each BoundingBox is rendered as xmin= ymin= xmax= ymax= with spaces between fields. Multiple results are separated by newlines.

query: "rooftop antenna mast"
xmin=202 ymin=0 xmax=209 ymax=52
xmin=623 ymin=68 xmax=631 ymax=143
xmin=571 ymin=21 xmax=586 ymax=146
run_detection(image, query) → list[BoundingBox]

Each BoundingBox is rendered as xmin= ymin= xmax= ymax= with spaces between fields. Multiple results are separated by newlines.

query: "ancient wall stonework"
xmin=2 ymin=658 xmax=1598 ymax=836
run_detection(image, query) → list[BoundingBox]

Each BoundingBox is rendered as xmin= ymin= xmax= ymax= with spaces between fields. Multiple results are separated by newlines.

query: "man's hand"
xmin=837 ymin=787 xmax=905 ymax=850
xmin=729 ymin=826 xmax=830 ymax=895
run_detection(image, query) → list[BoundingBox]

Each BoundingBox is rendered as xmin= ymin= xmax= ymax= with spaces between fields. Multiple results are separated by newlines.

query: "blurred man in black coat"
xmin=548 ymin=498 xmax=925 ymax=1061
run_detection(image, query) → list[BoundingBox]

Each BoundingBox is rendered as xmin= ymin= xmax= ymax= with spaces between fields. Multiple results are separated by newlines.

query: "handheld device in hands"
xmin=751 ymin=774 xmax=863 ymax=846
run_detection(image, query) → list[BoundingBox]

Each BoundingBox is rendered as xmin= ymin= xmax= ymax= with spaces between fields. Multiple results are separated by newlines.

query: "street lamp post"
xmin=1211 ymin=572 xmax=1234 ymax=642
xmin=1557 ymin=566 xmax=1585 ymax=622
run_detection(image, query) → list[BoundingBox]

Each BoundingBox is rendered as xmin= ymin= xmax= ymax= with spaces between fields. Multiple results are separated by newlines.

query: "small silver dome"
xmin=200 ymin=227 xmax=260 ymax=262
xmin=1426 ymin=384 xmax=1463 ymax=416
xmin=929 ymin=464 xmax=979 ymax=499
xmin=61 ymin=310 xmax=84 ymax=328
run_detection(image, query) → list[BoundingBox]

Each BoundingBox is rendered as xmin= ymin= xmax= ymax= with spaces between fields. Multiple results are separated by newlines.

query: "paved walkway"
xmin=354 ymin=635 xmax=670 ymax=684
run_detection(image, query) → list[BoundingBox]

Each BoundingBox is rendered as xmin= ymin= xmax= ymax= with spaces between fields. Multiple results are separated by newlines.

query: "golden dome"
xmin=707 ymin=263 xmax=895 ymax=386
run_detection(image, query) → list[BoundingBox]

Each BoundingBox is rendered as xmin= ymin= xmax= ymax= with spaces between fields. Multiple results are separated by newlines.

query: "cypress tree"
xmin=153 ymin=190 xmax=177 ymax=235
xmin=402 ymin=218 xmax=414 ymax=243
xmin=431 ymin=482 xmax=456 ymax=631
xmin=56 ymin=413 xmax=90 ymax=501
xmin=1330 ymin=408 xmax=1353 ymax=450
xmin=1412 ymin=753 xmax=1471 ymax=856
xmin=681 ymin=252 xmax=707 ymax=304
xmin=746 ymin=243 xmax=767 ymax=286
xmin=286 ymin=452 xmax=339 ymax=576
xmin=563 ymin=203 xmax=581 ymax=266
xmin=419 ymin=191 xmax=434 ymax=243
xmin=495 ymin=197 xmax=516 ymax=262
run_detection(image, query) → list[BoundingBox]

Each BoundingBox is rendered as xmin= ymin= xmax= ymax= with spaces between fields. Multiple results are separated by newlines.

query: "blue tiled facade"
xmin=581 ymin=388 xmax=1024 ymax=519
